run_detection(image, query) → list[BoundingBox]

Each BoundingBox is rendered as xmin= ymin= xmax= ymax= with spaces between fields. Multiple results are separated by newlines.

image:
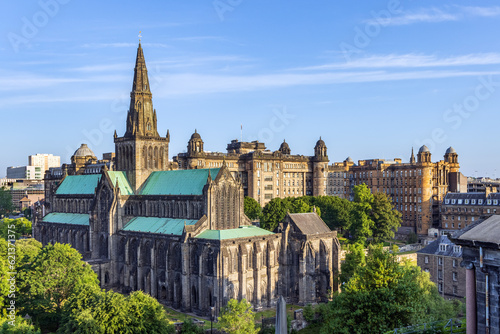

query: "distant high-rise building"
xmin=7 ymin=165 xmax=43 ymax=180
xmin=29 ymin=153 xmax=60 ymax=173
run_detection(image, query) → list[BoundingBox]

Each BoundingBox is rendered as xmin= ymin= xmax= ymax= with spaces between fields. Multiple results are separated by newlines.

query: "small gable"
xmin=288 ymin=212 xmax=331 ymax=235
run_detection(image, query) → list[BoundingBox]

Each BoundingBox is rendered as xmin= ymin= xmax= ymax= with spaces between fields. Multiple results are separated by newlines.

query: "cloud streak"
xmin=366 ymin=6 xmax=500 ymax=26
xmin=296 ymin=53 xmax=500 ymax=71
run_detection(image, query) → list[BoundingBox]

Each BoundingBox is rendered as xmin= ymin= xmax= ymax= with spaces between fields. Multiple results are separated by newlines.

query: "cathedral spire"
xmin=131 ymin=42 xmax=151 ymax=94
xmin=124 ymin=42 xmax=158 ymax=138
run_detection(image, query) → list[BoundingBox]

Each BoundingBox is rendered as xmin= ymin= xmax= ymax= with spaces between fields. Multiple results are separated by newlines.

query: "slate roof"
xmin=42 ymin=212 xmax=90 ymax=226
xmin=417 ymin=235 xmax=462 ymax=257
xmin=454 ymin=215 xmax=500 ymax=246
xmin=56 ymin=175 xmax=101 ymax=195
xmin=107 ymin=171 xmax=134 ymax=195
xmin=140 ymin=168 xmax=220 ymax=196
xmin=195 ymin=226 xmax=274 ymax=240
xmin=123 ymin=217 xmax=198 ymax=235
xmin=288 ymin=212 xmax=331 ymax=234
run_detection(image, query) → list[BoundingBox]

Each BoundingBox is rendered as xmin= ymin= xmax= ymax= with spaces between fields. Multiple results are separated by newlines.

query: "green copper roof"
xmin=107 ymin=171 xmax=134 ymax=195
xmin=122 ymin=217 xmax=198 ymax=235
xmin=140 ymin=168 xmax=220 ymax=196
xmin=56 ymin=175 xmax=101 ymax=195
xmin=195 ymin=226 xmax=274 ymax=240
xmin=42 ymin=213 xmax=89 ymax=226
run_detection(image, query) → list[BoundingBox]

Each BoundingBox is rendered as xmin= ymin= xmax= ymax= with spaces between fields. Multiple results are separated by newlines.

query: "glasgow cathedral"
xmin=33 ymin=43 xmax=340 ymax=316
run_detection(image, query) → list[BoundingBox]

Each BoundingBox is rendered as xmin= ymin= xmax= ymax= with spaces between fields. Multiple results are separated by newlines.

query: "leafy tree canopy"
xmin=0 ymin=218 xmax=32 ymax=240
xmin=18 ymin=243 xmax=99 ymax=332
xmin=218 ymin=299 xmax=258 ymax=334
xmin=320 ymin=246 xmax=461 ymax=334
xmin=244 ymin=197 xmax=262 ymax=220
xmin=0 ymin=187 xmax=14 ymax=217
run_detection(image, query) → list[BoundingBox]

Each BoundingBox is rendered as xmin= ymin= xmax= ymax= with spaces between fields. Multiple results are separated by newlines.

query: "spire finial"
xmin=138 ymin=31 xmax=142 ymax=43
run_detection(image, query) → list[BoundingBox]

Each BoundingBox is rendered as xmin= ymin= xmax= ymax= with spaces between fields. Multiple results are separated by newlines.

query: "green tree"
xmin=348 ymin=185 xmax=375 ymax=244
xmin=311 ymin=196 xmax=353 ymax=231
xmin=339 ymin=242 xmax=365 ymax=285
xmin=320 ymin=246 xmax=460 ymax=334
xmin=370 ymin=192 xmax=402 ymax=243
xmin=127 ymin=291 xmax=175 ymax=333
xmin=59 ymin=283 xmax=175 ymax=334
xmin=260 ymin=198 xmax=289 ymax=231
xmin=244 ymin=197 xmax=262 ymax=220
xmin=0 ymin=316 xmax=41 ymax=334
xmin=0 ymin=187 xmax=14 ymax=218
xmin=179 ymin=318 xmax=204 ymax=334
xmin=0 ymin=218 xmax=32 ymax=240
xmin=18 ymin=243 xmax=99 ymax=332
xmin=218 ymin=299 xmax=258 ymax=334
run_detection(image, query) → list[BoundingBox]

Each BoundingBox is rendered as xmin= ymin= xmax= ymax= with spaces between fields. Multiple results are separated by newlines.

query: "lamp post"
xmin=210 ymin=306 xmax=215 ymax=333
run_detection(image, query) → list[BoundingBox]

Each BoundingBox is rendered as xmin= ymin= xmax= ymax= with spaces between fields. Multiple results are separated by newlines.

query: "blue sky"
xmin=1 ymin=0 xmax=500 ymax=178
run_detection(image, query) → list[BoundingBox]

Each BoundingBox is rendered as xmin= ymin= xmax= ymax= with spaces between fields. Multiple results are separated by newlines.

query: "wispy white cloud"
xmin=156 ymin=70 xmax=500 ymax=96
xmin=173 ymin=36 xmax=227 ymax=42
xmin=366 ymin=6 xmax=500 ymax=26
xmin=81 ymin=42 xmax=170 ymax=48
xmin=295 ymin=53 xmax=500 ymax=71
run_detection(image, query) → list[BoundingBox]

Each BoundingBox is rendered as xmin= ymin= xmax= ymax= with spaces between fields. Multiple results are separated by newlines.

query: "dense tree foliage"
xmin=244 ymin=197 xmax=262 ymax=220
xmin=218 ymin=299 xmax=258 ymax=334
xmin=0 ymin=218 xmax=32 ymax=239
xmin=59 ymin=284 xmax=175 ymax=334
xmin=320 ymin=246 xmax=461 ymax=334
xmin=371 ymin=192 xmax=402 ymax=243
xmin=339 ymin=242 xmax=366 ymax=285
xmin=260 ymin=197 xmax=319 ymax=231
xmin=0 ymin=187 xmax=14 ymax=217
xmin=18 ymin=243 xmax=99 ymax=332
xmin=179 ymin=318 xmax=204 ymax=334
xmin=0 ymin=316 xmax=40 ymax=334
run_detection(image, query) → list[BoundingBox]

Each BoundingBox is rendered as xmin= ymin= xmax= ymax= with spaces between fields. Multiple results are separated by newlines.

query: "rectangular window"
xmin=438 ymin=257 xmax=443 ymax=266
xmin=453 ymin=272 xmax=458 ymax=281
xmin=424 ymin=256 xmax=429 ymax=264
xmin=438 ymin=283 xmax=443 ymax=293
xmin=438 ymin=270 xmax=443 ymax=279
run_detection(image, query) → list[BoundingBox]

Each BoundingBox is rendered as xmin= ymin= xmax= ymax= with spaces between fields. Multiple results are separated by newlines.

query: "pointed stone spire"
xmin=410 ymin=147 xmax=416 ymax=164
xmin=114 ymin=130 xmax=117 ymax=139
xmin=167 ymin=129 xmax=170 ymax=141
xmin=132 ymin=42 xmax=151 ymax=94
xmin=124 ymin=42 xmax=158 ymax=138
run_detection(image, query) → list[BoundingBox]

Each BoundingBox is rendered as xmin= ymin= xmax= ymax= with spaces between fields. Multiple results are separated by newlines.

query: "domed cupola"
xmin=314 ymin=137 xmax=328 ymax=160
xmin=279 ymin=139 xmax=291 ymax=155
xmin=187 ymin=129 xmax=204 ymax=156
xmin=417 ymin=145 xmax=431 ymax=163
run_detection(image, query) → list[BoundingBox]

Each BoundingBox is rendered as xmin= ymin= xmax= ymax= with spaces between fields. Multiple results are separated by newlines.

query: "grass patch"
xmin=163 ymin=306 xmax=212 ymax=329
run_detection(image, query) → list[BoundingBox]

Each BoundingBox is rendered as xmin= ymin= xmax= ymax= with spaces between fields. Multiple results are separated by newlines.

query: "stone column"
xmin=465 ymin=264 xmax=476 ymax=334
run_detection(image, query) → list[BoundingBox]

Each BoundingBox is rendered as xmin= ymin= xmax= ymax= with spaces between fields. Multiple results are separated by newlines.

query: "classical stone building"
xmin=344 ymin=146 xmax=464 ymax=235
xmin=417 ymin=235 xmax=465 ymax=299
xmin=440 ymin=191 xmax=500 ymax=233
xmin=33 ymin=43 xmax=340 ymax=316
xmin=174 ymin=136 xmax=329 ymax=206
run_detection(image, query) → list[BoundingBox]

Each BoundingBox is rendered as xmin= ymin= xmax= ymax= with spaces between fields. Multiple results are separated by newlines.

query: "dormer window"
xmin=457 ymin=199 xmax=462 ymax=205
xmin=465 ymin=199 xmax=469 ymax=205
xmin=487 ymin=200 xmax=492 ymax=205
xmin=471 ymin=199 xmax=476 ymax=205
xmin=453 ymin=246 xmax=461 ymax=253
xmin=445 ymin=199 xmax=450 ymax=204
xmin=439 ymin=244 xmax=447 ymax=252
xmin=479 ymin=199 xmax=483 ymax=205
xmin=494 ymin=200 xmax=498 ymax=205
xmin=452 ymin=199 xmax=456 ymax=204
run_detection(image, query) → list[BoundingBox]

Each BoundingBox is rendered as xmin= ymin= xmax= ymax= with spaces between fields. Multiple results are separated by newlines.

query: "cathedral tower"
xmin=114 ymin=43 xmax=170 ymax=192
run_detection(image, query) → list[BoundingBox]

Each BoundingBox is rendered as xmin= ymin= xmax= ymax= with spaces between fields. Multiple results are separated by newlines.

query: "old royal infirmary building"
xmin=33 ymin=43 xmax=340 ymax=316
